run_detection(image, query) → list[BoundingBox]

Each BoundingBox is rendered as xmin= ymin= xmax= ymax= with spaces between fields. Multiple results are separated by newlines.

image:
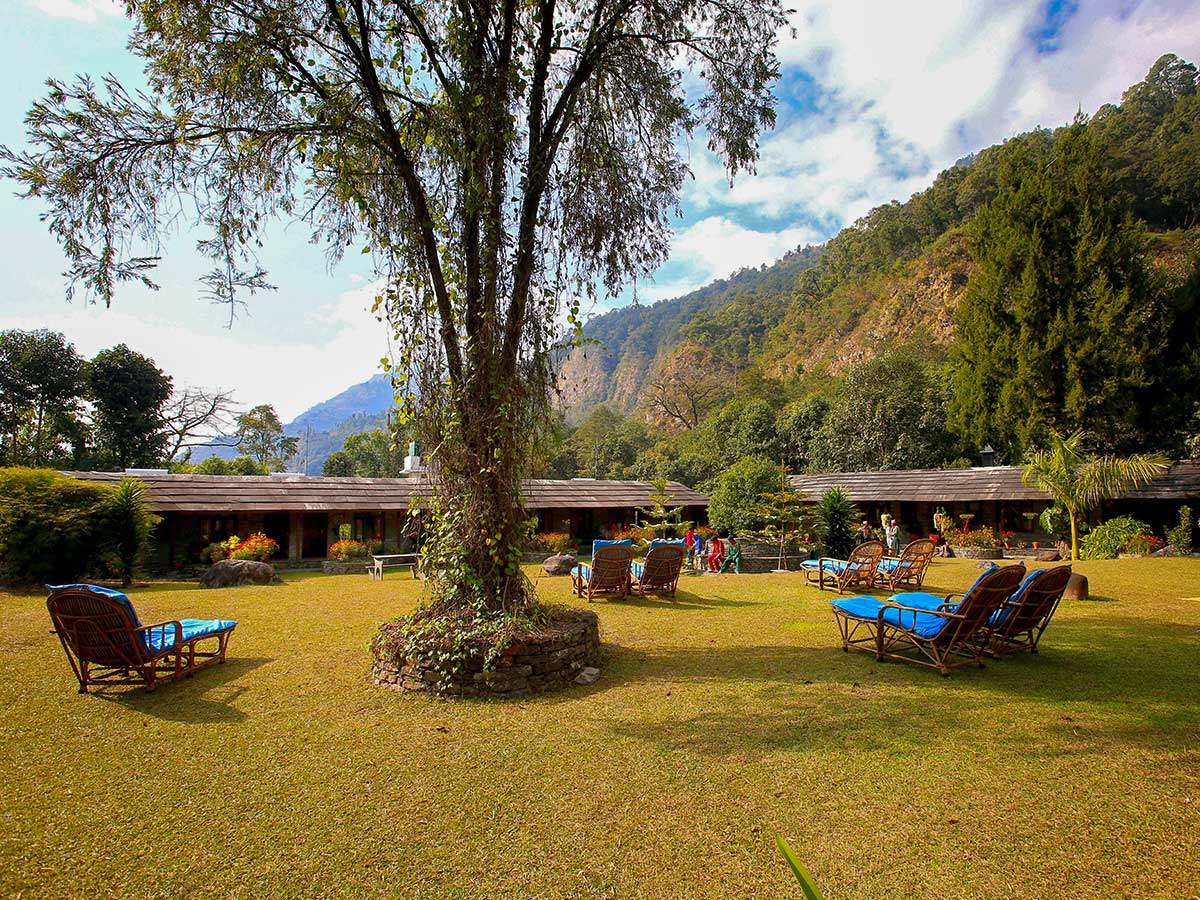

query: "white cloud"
xmin=27 ymin=0 xmax=121 ymax=23
xmin=636 ymin=216 xmax=821 ymax=303
xmin=0 ymin=281 xmax=391 ymax=422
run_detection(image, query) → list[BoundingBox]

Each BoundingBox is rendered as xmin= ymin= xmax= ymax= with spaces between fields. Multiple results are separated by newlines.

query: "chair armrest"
xmin=136 ymin=620 xmax=183 ymax=651
xmin=876 ymin=602 xmax=965 ymax=623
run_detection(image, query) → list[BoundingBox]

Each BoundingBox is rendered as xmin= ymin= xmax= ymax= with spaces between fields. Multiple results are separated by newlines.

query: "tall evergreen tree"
xmin=950 ymin=119 xmax=1175 ymax=457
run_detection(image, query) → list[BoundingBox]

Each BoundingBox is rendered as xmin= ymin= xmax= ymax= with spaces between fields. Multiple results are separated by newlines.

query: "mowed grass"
xmin=1 ymin=558 xmax=1198 ymax=900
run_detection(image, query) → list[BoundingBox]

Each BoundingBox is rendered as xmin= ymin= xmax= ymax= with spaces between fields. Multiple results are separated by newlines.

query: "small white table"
xmin=369 ymin=553 xmax=420 ymax=580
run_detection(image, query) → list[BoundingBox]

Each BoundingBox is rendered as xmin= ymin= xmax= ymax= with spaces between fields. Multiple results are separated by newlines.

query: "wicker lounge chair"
xmin=572 ymin=542 xmax=634 ymax=601
xmin=802 ymin=541 xmax=884 ymax=593
xmin=631 ymin=542 xmax=686 ymax=597
xmin=876 ymin=538 xmax=935 ymax=591
xmin=829 ymin=563 xmax=1026 ymax=676
xmin=47 ymin=583 xmax=237 ymax=694
xmin=985 ymin=565 xmax=1073 ymax=657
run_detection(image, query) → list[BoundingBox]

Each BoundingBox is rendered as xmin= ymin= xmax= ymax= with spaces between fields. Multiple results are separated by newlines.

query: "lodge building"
xmin=789 ymin=463 xmax=1200 ymax=541
xmin=66 ymin=472 xmax=709 ymax=567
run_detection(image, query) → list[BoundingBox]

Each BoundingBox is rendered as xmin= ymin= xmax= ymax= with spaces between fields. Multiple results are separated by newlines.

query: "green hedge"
xmin=0 ymin=468 xmax=118 ymax=583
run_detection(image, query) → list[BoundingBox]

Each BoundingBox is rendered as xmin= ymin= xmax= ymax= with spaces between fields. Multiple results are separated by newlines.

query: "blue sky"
xmin=2 ymin=0 xmax=1198 ymax=421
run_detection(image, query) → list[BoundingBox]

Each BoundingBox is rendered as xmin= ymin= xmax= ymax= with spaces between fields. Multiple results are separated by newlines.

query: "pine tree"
xmin=950 ymin=119 xmax=1171 ymax=456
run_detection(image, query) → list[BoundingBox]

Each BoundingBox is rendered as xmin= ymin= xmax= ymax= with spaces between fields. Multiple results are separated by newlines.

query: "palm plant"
xmin=1021 ymin=430 xmax=1168 ymax=560
xmin=814 ymin=486 xmax=857 ymax=560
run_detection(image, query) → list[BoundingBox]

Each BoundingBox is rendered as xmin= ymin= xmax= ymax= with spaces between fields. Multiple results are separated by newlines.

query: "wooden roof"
xmin=64 ymin=472 xmax=708 ymax=513
xmin=789 ymin=463 xmax=1200 ymax=503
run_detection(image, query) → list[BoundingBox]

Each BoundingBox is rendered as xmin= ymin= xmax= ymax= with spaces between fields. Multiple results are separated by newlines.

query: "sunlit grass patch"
xmin=1 ymin=558 xmax=1198 ymax=899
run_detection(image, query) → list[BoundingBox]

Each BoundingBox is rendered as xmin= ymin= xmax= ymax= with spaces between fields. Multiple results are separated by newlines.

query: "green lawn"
xmin=2 ymin=558 xmax=1198 ymax=899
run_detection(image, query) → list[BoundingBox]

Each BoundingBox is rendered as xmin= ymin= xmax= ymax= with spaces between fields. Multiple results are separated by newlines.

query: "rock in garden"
xmin=542 ymin=553 xmax=577 ymax=576
xmin=573 ymin=666 xmax=600 ymax=685
xmin=1063 ymin=572 xmax=1089 ymax=601
xmin=1035 ymin=549 xmax=1062 ymax=562
xmin=200 ymin=558 xmax=281 ymax=588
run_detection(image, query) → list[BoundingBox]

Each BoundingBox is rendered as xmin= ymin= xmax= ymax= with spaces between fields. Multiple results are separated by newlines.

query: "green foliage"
xmin=775 ymin=835 xmax=826 ymax=900
xmin=706 ymin=457 xmax=786 ymax=533
xmin=322 ymin=428 xmax=405 ymax=478
xmin=950 ymin=119 xmax=1183 ymax=457
xmin=776 ymin=396 xmax=830 ymax=472
xmin=1022 ymin=429 xmax=1168 ymax=559
xmin=636 ymin=478 xmax=690 ymax=545
xmin=104 ymin=478 xmax=161 ymax=586
xmin=808 ymin=348 xmax=959 ymax=472
xmin=0 ymin=468 xmax=114 ymax=583
xmin=814 ymin=486 xmax=857 ymax=560
xmin=87 ymin=344 xmax=173 ymax=469
xmin=527 ymin=532 xmax=575 ymax=554
xmin=1166 ymin=504 xmax=1194 ymax=554
xmin=171 ymin=454 xmax=269 ymax=476
xmin=236 ymin=405 xmax=299 ymax=471
xmin=0 ymin=329 xmax=85 ymax=467
xmin=1082 ymin=516 xmax=1153 ymax=560
xmin=749 ymin=489 xmax=814 ymax=569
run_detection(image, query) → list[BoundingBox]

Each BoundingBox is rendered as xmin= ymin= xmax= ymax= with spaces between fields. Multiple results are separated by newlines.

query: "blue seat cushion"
xmin=142 ymin=618 xmax=237 ymax=655
xmin=47 ymin=583 xmax=141 ymax=627
xmin=989 ymin=566 xmax=1064 ymax=625
xmin=592 ymin=538 xmax=633 ymax=557
xmin=571 ymin=565 xmax=588 ymax=578
xmin=631 ymin=561 xmax=645 ymax=580
xmin=877 ymin=557 xmax=902 ymax=573
xmin=801 ymin=559 xmax=848 ymax=574
xmin=647 ymin=539 xmax=686 ymax=551
xmin=831 ymin=594 xmax=951 ymax=639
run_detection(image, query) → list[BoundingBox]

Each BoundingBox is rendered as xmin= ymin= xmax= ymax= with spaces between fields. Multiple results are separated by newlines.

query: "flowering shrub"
xmin=1124 ymin=533 xmax=1165 ymax=556
xmin=235 ymin=532 xmax=279 ymax=561
xmin=329 ymin=539 xmax=369 ymax=560
xmin=1082 ymin=516 xmax=1151 ymax=559
xmin=206 ymin=533 xmax=279 ymax=563
xmin=695 ymin=525 xmax=717 ymax=540
xmin=948 ymin=526 xmax=997 ymax=548
xmin=528 ymin=532 xmax=574 ymax=554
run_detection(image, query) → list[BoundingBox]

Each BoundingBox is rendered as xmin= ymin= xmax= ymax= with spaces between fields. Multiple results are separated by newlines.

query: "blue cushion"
xmin=877 ymin=557 xmax=902 ymax=573
xmin=989 ymin=566 xmax=1067 ymax=625
xmin=801 ymin=559 xmax=849 ymax=574
xmin=831 ymin=594 xmax=951 ymax=639
xmin=570 ymin=565 xmax=588 ymax=578
xmin=47 ymin=583 xmax=141 ymax=627
xmin=592 ymin=538 xmax=633 ymax=557
xmin=648 ymin=539 xmax=686 ymax=551
xmin=142 ymin=618 xmax=236 ymax=654
xmin=631 ymin=561 xmax=645 ymax=580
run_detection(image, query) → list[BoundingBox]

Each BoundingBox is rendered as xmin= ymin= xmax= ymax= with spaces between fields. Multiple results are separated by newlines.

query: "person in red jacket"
xmin=707 ymin=531 xmax=726 ymax=572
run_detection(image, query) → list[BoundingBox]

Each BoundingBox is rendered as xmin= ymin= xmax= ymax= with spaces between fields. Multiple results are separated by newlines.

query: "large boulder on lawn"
xmin=1063 ymin=572 xmax=1089 ymax=601
xmin=200 ymin=558 xmax=281 ymax=588
xmin=542 ymin=553 xmax=577 ymax=576
xmin=1035 ymin=549 xmax=1062 ymax=562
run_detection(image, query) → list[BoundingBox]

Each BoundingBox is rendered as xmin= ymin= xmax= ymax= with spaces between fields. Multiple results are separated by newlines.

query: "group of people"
xmin=856 ymin=516 xmax=902 ymax=555
xmin=684 ymin=526 xmax=737 ymax=573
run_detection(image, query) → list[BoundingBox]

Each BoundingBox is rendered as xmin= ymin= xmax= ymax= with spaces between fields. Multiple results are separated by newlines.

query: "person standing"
xmin=855 ymin=520 xmax=874 ymax=545
xmin=883 ymin=516 xmax=900 ymax=555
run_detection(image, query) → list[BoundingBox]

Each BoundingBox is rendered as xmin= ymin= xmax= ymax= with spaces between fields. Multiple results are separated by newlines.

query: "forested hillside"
xmin=550 ymin=54 xmax=1200 ymax=487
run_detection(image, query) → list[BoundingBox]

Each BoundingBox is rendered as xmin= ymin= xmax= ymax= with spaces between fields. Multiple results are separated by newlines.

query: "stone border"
xmin=371 ymin=608 xmax=601 ymax=698
xmin=321 ymin=559 xmax=368 ymax=575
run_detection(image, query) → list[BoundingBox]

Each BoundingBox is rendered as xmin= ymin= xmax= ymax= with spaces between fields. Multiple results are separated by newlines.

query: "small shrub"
xmin=1124 ymin=533 xmax=1165 ymax=556
xmin=329 ymin=539 xmax=369 ymax=560
xmin=610 ymin=525 xmax=653 ymax=543
xmin=1166 ymin=505 xmax=1193 ymax=554
xmin=949 ymin=526 xmax=997 ymax=548
xmin=235 ymin=532 xmax=279 ymax=561
xmin=1082 ymin=516 xmax=1151 ymax=560
xmin=529 ymin=532 xmax=574 ymax=554
xmin=203 ymin=542 xmax=228 ymax=564
xmin=104 ymin=478 xmax=161 ymax=585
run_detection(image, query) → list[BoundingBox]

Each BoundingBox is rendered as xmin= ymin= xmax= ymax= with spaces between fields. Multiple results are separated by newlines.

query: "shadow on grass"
xmin=95 ymin=656 xmax=273 ymax=723
xmin=598 ymin=589 xmax=761 ymax=610
xmin=579 ymin=613 xmax=1200 ymax=757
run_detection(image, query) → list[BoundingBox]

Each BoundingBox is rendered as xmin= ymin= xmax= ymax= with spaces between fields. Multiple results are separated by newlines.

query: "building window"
xmin=353 ymin=514 xmax=382 ymax=543
xmin=198 ymin=515 xmax=237 ymax=544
